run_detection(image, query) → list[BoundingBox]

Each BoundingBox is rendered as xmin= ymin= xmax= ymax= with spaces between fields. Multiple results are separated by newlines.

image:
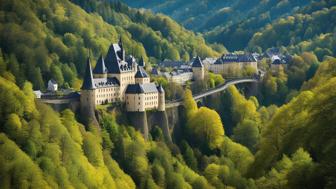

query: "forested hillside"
xmin=123 ymin=0 xmax=336 ymax=54
xmin=1 ymin=0 xmax=336 ymax=189
xmin=0 ymin=0 xmax=220 ymax=90
xmin=1 ymin=57 xmax=336 ymax=188
xmin=122 ymin=0 xmax=313 ymax=32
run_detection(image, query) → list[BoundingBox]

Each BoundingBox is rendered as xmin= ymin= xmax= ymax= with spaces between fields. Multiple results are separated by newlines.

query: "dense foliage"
xmin=1 ymin=0 xmax=336 ymax=188
xmin=122 ymin=0 xmax=312 ymax=33
xmin=0 ymin=77 xmax=135 ymax=188
xmin=206 ymin=0 xmax=336 ymax=52
xmin=123 ymin=0 xmax=336 ymax=56
xmin=0 ymin=0 xmax=220 ymax=90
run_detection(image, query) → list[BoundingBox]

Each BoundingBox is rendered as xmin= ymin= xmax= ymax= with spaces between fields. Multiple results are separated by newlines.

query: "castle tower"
xmin=105 ymin=40 xmax=135 ymax=101
xmin=80 ymin=57 xmax=97 ymax=125
xmin=93 ymin=54 xmax=107 ymax=78
xmin=192 ymin=56 xmax=205 ymax=81
xmin=157 ymin=84 xmax=165 ymax=111
xmin=135 ymin=66 xmax=150 ymax=84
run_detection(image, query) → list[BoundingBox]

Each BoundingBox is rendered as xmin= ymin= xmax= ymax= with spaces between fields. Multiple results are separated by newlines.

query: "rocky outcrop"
xmin=147 ymin=111 xmax=172 ymax=142
xmin=127 ymin=111 xmax=149 ymax=140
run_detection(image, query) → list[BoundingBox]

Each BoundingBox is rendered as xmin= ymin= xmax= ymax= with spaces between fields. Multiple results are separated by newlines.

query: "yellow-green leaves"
xmin=184 ymin=89 xmax=225 ymax=150
xmin=187 ymin=107 xmax=224 ymax=150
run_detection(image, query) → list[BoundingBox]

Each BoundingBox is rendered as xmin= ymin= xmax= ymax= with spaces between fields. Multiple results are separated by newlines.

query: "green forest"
xmin=1 ymin=0 xmax=336 ymax=188
xmin=0 ymin=0 xmax=221 ymax=90
xmin=124 ymin=0 xmax=336 ymax=53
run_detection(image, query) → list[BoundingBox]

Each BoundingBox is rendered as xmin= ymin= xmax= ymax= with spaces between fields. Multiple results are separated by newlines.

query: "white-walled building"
xmin=47 ymin=79 xmax=58 ymax=92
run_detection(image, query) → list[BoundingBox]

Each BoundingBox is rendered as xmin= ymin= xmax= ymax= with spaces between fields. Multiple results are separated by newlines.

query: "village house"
xmin=208 ymin=53 xmax=258 ymax=77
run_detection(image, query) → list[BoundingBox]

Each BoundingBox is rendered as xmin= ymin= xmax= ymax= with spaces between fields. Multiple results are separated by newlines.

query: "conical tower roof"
xmin=135 ymin=66 xmax=149 ymax=78
xmin=192 ymin=56 xmax=203 ymax=68
xmin=139 ymin=56 xmax=145 ymax=67
xmin=81 ymin=57 xmax=95 ymax=90
xmin=157 ymin=84 xmax=164 ymax=93
xmin=93 ymin=55 xmax=107 ymax=74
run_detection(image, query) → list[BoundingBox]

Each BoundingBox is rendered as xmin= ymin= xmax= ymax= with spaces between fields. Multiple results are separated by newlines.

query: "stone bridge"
xmin=165 ymin=78 xmax=259 ymax=108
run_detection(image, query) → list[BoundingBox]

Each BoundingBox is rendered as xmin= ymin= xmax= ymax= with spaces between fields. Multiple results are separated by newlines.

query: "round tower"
xmin=80 ymin=57 xmax=97 ymax=125
xmin=157 ymin=84 xmax=165 ymax=111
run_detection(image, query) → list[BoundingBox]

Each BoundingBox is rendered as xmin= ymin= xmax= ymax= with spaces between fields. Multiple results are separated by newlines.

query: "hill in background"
xmin=122 ymin=0 xmax=336 ymax=54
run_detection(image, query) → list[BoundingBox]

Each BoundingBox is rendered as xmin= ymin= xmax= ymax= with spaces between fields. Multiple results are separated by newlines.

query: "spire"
xmin=118 ymin=36 xmax=123 ymax=47
xmin=93 ymin=54 xmax=107 ymax=74
xmin=81 ymin=57 xmax=95 ymax=90
xmin=157 ymin=84 xmax=164 ymax=93
xmin=118 ymin=36 xmax=125 ymax=61
xmin=192 ymin=56 xmax=203 ymax=68
xmin=139 ymin=56 xmax=145 ymax=67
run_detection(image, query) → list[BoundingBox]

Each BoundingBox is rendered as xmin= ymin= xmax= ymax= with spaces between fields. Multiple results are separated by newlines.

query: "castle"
xmin=80 ymin=38 xmax=165 ymax=112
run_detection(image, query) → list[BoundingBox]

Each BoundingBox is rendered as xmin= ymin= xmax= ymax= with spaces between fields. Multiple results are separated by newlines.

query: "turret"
xmin=192 ymin=56 xmax=204 ymax=81
xmin=125 ymin=84 xmax=145 ymax=112
xmin=93 ymin=55 xmax=107 ymax=78
xmin=135 ymin=66 xmax=149 ymax=84
xmin=81 ymin=57 xmax=95 ymax=91
xmin=80 ymin=57 xmax=97 ymax=125
xmin=157 ymin=84 xmax=165 ymax=111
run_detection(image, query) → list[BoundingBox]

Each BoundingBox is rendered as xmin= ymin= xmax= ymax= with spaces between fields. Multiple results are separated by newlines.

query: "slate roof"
xmin=125 ymin=84 xmax=144 ymax=94
xmin=192 ymin=56 xmax=203 ymax=67
xmin=151 ymin=67 xmax=160 ymax=75
xmin=158 ymin=60 xmax=186 ymax=68
xmin=157 ymin=85 xmax=164 ymax=93
xmin=126 ymin=83 xmax=158 ymax=94
xmin=93 ymin=55 xmax=107 ymax=74
xmin=214 ymin=54 xmax=257 ymax=64
xmin=126 ymin=55 xmax=136 ymax=67
xmin=49 ymin=79 xmax=57 ymax=84
xmin=138 ymin=57 xmax=145 ymax=67
xmin=104 ymin=42 xmax=132 ymax=73
xmin=81 ymin=58 xmax=96 ymax=90
xmin=141 ymin=83 xmax=159 ymax=93
xmin=135 ymin=66 xmax=149 ymax=78
xmin=93 ymin=77 xmax=120 ymax=88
